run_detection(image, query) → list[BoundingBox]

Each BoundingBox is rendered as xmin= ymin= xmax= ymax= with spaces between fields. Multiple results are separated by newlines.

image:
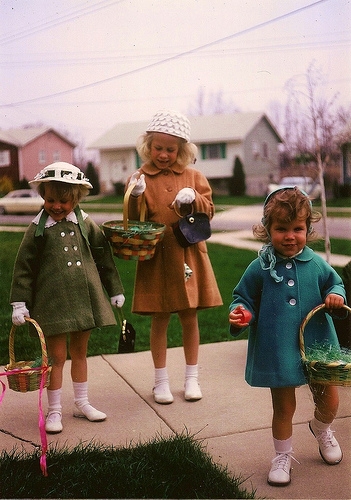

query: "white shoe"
xmin=45 ymin=411 xmax=63 ymax=434
xmin=309 ymin=421 xmax=343 ymax=464
xmin=153 ymin=384 xmax=174 ymax=404
xmin=267 ymin=453 xmax=292 ymax=486
xmin=184 ymin=378 xmax=202 ymax=401
xmin=73 ymin=403 xmax=106 ymax=421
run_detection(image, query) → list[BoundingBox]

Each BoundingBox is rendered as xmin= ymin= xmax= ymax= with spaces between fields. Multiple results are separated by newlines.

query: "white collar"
xmin=32 ymin=209 xmax=88 ymax=228
xmin=277 ymin=248 xmax=304 ymax=259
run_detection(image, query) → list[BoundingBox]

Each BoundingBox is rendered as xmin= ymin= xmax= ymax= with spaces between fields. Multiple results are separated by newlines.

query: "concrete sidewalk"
xmin=1 ymin=340 xmax=350 ymax=499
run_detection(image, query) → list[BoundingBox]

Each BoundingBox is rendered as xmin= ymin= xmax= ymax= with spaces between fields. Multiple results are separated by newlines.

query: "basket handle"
xmin=299 ymin=303 xmax=351 ymax=361
xmin=123 ymin=182 xmax=146 ymax=231
xmin=8 ymin=317 xmax=49 ymax=369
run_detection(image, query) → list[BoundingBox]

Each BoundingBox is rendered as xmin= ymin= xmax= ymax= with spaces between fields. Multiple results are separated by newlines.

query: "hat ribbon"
xmin=258 ymin=242 xmax=283 ymax=283
xmin=34 ymin=169 xmax=88 ymax=183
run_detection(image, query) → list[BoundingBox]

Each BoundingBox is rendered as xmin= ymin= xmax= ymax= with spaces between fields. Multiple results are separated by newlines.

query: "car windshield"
xmin=7 ymin=190 xmax=37 ymax=198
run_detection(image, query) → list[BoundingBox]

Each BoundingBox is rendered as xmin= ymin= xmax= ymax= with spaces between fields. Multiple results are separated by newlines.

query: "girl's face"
xmin=270 ymin=217 xmax=308 ymax=257
xmin=43 ymin=183 xmax=75 ymax=222
xmin=150 ymin=132 xmax=179 ymax=169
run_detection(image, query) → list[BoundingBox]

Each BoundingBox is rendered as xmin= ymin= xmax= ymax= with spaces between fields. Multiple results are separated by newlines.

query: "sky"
xmin=1 ymin=0 xmax=350 ymax=150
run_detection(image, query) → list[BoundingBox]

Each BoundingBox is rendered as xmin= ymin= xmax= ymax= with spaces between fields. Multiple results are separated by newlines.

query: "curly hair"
xmin=38 ymin=180 xmax=90 ymax=207
xmin=253 ymin=187 xmax=321 ymax=243
xmin=136 ymin=132 xmax=197 ymax=167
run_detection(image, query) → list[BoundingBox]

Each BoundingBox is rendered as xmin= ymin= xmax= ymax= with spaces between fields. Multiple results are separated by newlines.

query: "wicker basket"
xmin=5 ymin=317 xmax=51 ymax=392
xmin=299 ymin=303 xmax=351 ymax=386
xmin=102 ymin=182 xmax=166 ymax=261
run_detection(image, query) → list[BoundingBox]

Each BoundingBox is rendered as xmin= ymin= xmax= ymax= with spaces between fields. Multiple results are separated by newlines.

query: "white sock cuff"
xmin=273 ymin=437 xmax=293 ymax=454
xmin=47 ymin=388 xmax=62 ymax=409
xmin=155 ymin=367 xmax=168 ymax=383
xmin=185 ymin=364 xmax=198 ymax=378
xmin=312 ymin=417 xmax=331 ymax=431
xmin=72 ymin=381 xmax=88 ymax=401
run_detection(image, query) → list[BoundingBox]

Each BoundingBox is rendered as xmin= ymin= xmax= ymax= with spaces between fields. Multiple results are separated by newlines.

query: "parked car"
xmin=267 ymin=176 xmax=321 ymax=199
xmin=0 ymin=189 xmax=43 ymax=214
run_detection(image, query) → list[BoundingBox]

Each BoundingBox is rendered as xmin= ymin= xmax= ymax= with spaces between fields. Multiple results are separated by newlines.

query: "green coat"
xmin=229 ymin=246 xmax=346 ymax=387
xmin=10 ymin=210 xmax=124 ymax=336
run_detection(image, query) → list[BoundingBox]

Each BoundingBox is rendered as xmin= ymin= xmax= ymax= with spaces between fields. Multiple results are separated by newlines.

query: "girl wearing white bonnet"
xmin=127 ymin=110 xmax=222 ymax=404
xmin=10 ymin=162 xmax=125 ymax=433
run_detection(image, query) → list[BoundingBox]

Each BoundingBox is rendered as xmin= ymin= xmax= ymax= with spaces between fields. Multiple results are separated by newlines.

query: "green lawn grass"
xmin=83 ymin=193 xmax=351 ymax=208
xmin=309 ymin=238 xmax=351 ymax=255
xmin=81 ymin=194 xmax=351 ymax=222
xmin=0 ymin=433 xmax=257 ymax=499
xmin=83 ymin=193 xmax=266 ymax=206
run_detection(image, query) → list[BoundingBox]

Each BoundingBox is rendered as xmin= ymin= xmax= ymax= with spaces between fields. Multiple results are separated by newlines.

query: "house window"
xmin=39 ymin=150 xmax=46 ymax=164
xmin=0 ymin=150 xmax=10 ymax=167
xmin=262 ymin=142 xmax=269 ymax=159
xmin=201 ymin=143 xmax=226 ymax=160
xmin=252 ymin=141 xmax=259 ymax=157
xmin=53 ymin=150 xmax=60 ymax=162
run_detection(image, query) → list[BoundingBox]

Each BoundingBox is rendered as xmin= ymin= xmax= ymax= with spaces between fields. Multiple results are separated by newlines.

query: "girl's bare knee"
xmin=311 ymin=384 xmax=339 ymax=421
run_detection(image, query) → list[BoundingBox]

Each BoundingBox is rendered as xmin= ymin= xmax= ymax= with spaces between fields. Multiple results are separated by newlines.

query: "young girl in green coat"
xmin=10 ymin=162 xmax=125 ymax=434
xmin=229 ymin=187 xmax=346 ymax=487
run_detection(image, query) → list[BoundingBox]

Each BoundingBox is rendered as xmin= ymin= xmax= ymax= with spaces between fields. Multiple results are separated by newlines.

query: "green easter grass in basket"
xmin=299 ymin=303 xmax=351 ymax=386
xmin=103 ymin=182 xmax=166 ymax=261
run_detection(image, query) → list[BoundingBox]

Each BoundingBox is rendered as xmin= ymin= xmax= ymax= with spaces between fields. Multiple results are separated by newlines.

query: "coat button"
xmin=76 ymin=261 xmax=82 ymax=266
xmin=288 ymin=279 xmax=295 ymax=286
xmin=61 ymin=232 xmax=65 ymax=237
xmin=64 ymin=246 xmax=68 ymax=251
xmin=286 ymin=262 xmax=292 ymax=269
xmin=73 ymin=245 xmax=78 ymax=251
xmin=70 ymin=231 xmax=75 ymax=236
xmin=67 ymin=261 xmax=72 ymax=267
xmin=289 ymin=298 xmax=296 ymax=305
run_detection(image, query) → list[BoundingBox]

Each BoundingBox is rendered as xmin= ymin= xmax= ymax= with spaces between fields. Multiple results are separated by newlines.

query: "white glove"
xmin=110 ymin=294 xmax=125 ymax=308
xmin=11 ymin=302 xmax=30 ymax=326
xmin=128 ymin=172 xmax=146 ymax=197
xmin=174 ymin=188 xmax=195 ymax=207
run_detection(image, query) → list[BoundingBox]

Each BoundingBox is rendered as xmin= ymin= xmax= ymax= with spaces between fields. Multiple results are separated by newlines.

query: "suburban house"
xmin=0 ymin=126 xmax=76 ymax=187
xmin=89 ymin=112 xmax=283 ymax=196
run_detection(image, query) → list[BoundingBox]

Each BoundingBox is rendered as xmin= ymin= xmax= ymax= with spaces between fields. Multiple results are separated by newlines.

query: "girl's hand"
xmin=173 ymin=188 xmax=195 ymax=207
xmin=229 ymin=305 xmax=252 ymax=328
xmin=11 ymin=302 xmax=30 ymax=326
xmin=128 ymin=172 xmax=146 ymax=197
xmin=111 ymin=294 xmax=126 ymax=308
xmin=324 ymin=293 xmax=344 ymax=310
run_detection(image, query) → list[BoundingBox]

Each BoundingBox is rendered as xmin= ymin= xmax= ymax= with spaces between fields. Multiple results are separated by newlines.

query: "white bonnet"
xmin=146 ymin=110 xmax=191 ymax=142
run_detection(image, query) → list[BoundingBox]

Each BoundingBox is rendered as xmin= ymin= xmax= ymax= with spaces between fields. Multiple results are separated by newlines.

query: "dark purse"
xmin=172 ymin=205 xmax=211 ymax=248
xmin=116 ymin=309 xmax=136 ymax=354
